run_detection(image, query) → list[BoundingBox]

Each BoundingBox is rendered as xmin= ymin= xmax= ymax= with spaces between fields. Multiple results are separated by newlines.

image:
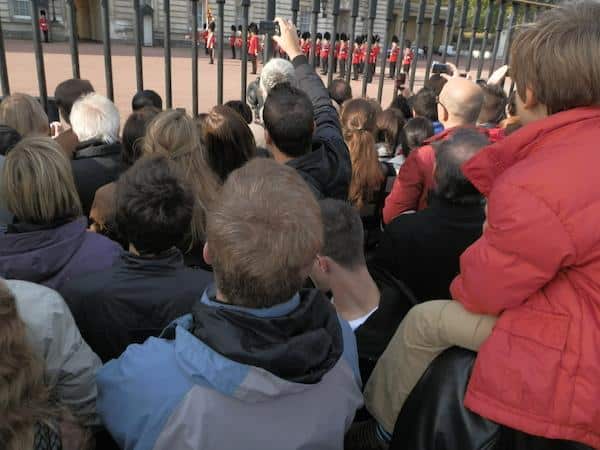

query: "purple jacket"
xmin=0 ymin=217 xmax=122 ymax=293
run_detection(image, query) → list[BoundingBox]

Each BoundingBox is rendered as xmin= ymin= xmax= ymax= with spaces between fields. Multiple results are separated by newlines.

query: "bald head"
xmin=438 ymin=78 xmax=484 ymax=126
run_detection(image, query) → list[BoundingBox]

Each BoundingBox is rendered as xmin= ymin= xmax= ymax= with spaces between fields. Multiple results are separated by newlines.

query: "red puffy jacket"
xmin=451 ymin=107 xmax=600 ymax=449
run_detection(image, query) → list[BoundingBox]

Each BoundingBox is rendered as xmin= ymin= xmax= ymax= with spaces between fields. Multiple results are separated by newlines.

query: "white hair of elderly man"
xmin=70 ymin=92 xmax=121 ymax=144
xmin=259 ymin=58 xmax=296 ymax=99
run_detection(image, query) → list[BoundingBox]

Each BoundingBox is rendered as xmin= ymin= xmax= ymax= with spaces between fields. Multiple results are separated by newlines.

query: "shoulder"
xmin=8 ymin=280 xmax=67 ymax=321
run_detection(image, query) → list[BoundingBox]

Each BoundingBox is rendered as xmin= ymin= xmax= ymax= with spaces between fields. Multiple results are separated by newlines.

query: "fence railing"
xmin=0 ymin=0 xmax=555 ymax=114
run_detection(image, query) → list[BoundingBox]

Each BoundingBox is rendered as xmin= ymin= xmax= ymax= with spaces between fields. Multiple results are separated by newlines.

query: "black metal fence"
xmin=0 ymin=0 xmax=555 ymax=114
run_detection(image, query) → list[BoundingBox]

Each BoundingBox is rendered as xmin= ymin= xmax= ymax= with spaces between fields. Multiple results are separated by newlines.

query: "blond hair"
xmin=0 ymin=281 xmax=59 ymax=450
xmin=0 ymin=94 xmax=49 ymax=138
xmin=1 ymin=137 xmax=82 ymax=224
xmin=511 ymin=0 xmax=600 ymax=115
xmin=207 ymin=159 xmax=323 ymax=308
xmin=143 ymin=110 xmax=219 ymax=248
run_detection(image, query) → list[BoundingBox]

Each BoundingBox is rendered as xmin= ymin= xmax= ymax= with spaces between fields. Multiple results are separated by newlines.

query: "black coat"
xmin=286 ymin=55 xmax=351 ymax=200
xmin=71 ymin=139 xmax=125 ymax=216
xmin=62 ymin=248 xmax=212 ymax=362
xmin=372 ymin=195 xmax=485 ymax=302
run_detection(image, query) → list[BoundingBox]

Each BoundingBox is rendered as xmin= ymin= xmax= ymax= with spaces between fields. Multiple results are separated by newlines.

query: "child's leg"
xmin=364 ymin=300 xmax=497 ymax=434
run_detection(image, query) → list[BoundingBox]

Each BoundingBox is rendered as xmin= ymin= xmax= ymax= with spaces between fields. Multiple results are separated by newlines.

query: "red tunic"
xmin=229 ymin=34 xmax=236 ymax=48
xmin=248 ymin=35 xmax=260 ymax=56
xmin=235 ymin=36 xmax=243 ymax=48
xmin=334 ymin=41 xmax=341 ymax=58
xmin=39 ymin=17 xmax=48 ymax=32
xmin=402 ymin=47 xmax=414 ymax=65
xmin=369 ymin=44 xmax=380 ymax=64
xmin=302 ymin=40 xmax=311 ymax=57
xmin=351 ymin=44 xmax=363 ymax=65
xmin=338 ymin=42 xmax=348 ymax=60
xmin=320 ymin=41 xmax=330 ymax=59
xmin=388 ymin=45 xmax=400 ymax=63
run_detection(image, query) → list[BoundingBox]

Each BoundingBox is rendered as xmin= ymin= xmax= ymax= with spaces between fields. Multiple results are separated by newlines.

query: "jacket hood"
xmin=0 ymin=218 xmax=88 ymax=283
xmin=462 ymin=107 xmax=600 ymax=196
xmin=286 ymin=140 xmax=351 ymax=199
xmin=162 ymin=288 xmax=344 ymax=400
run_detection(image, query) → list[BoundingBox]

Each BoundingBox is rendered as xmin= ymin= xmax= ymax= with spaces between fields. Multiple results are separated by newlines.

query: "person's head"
xmin=54 ymin=79 xmax=95 ymax=125
xmin=478 ymin=83 xmax=507 ymax=126
xmin=70 ymin=92 xmax=120 ymax=144
xmin=424 ymin=74 xmax=448 ymax=97
xmin=1 ymin=137 xmax=82 ymax=225
xmin=340 ymin=33 xmax=348 ymax=42
xmin=204 ymin=158 xmax=323 ymax=308
xmin=389 ymin=94 xmax=413 ymax=120
xmin=403 ymin=117 xmax=434 ymax=154
xmin=324 ymin=32 xmax=331 ymax=41
xmin=316 ymin=33 xmax=322 ymax=41
xmin=201 ymin=105 xmax=257 ymax=182
xmin=510 ymin=1 xmax=600 ymax=125
xmin=0 ymin=125 xmax=21 ymax=156
xmin=433 ymin=128 xmax=489 ymax=205
xmin=116 ymin=156 xmax=194 ymax=255
xmin=224 ymin=100 xmax=253 ymax=124
xmin=437 ymin=77 xmax=484 ymax=127
xmin=259 ymin=58 xmax=296 ymax=99
xmin=231 ymin=25 xmax=236 ymax=32
xmin=0 ymin=280 xmax=62 ymax=450
xmin=131 ymin=89 xmax=163 ymax=111
xmin=329 ymin=79 xmax=353 ymax=107
xmin=376 ymin=108 xmax=406 ymax=157
xmin=121 ymin=107 xmax=160 ymax=166
xmin=310 ymin=199 xmax=365 ymax=292
xmin=391 ymin=35 xmax=399 ymax=44
xmin=40 ymin=9 xmax=46 ymax=16
xmin=341 ymin=99 xmax=384 ymax=208
xmin=0 ymin=94 xmax=48 ymax=138
xmin=143 ymin=110 xmax=219 ymax=246
xmin=249 ymin=22 xmax=258 ymax=34
xmin=412 ymin=88 xmax=438 ymax=122
xmin=263 ymin=83 xmax=314 ymax=160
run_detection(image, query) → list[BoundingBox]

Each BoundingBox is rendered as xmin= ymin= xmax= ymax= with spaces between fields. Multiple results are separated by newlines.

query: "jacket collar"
xmin=119 ymin=247 xmax=185 ymax=272
xmin=74 ymin=139 xmax=121 ymax=160
xmin=462 ymin=107 xmax=600 ymax=196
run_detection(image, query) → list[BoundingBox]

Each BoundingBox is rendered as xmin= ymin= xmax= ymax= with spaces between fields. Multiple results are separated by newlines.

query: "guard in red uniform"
xmin=338 ymin=34 xmax=349 ymax=79
xmin=402 ymin=40 xmax=414 ymax=73
xmin=352 ymin=36 xmax=364 ymax=80
xmin=388 ymin=35 xmax=400 ymax=79
xmin=39 ymin=10 xmax=49 ymax=43
xmin=320 ymin=32 xmax=331 ymax=75
xmin=229 ymin=25 xmax=237 ymax=59
xmin=248 ymin=23 xmax=260 ymax=74
xmin=366 ymin=35 xmax=380 ymax=83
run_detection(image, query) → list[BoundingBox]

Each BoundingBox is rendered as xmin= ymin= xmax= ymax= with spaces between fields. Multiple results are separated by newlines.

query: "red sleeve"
xmin=382 ymin=147 xmax=429 ymax=224
xmin=450 ymin=182 xmax=575 ymax=315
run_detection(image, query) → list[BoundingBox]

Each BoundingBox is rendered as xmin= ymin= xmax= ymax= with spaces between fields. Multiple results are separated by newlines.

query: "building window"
xmin=298 ymin=7 xmax=311 ymax=33
xmin=12 ymin=0 xmax=31 ymax=18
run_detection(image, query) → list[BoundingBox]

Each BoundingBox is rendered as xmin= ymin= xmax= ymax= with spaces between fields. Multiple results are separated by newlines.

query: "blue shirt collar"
xmin=200 ymin=284 xmax=300 ymax=318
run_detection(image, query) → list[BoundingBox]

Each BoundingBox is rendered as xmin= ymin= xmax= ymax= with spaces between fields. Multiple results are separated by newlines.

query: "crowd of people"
xmin=1 ymin=3 xmax=599 ymax=450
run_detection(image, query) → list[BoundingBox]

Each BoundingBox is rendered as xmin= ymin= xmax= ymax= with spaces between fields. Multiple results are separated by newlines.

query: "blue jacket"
xmin=97 ymin=288 xmax=364 ymax=450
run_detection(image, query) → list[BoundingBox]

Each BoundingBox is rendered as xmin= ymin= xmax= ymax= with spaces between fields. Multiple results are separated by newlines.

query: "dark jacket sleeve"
xmin=292 ymin=55 xmax=349 ymax=166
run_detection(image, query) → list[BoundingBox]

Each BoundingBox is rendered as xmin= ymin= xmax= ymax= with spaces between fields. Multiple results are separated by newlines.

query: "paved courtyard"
xmin=2 ymin=39 xmax=500 ymax=119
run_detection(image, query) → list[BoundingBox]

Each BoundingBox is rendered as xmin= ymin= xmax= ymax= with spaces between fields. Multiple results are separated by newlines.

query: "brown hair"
xmin=0 ymin=281 xmax=60 ymax=450
xmin=143 ymin=110 xmax=220 ymax=248
xmin=0 ymin=94 xmax=49 ymax=138
xmin=201 ymin=105 xmax=257 ymax=182
xmin=341 ymin=99 xmax=384 ymax=208
xmin=510 ymin=0 xmax=600 ymax=115
xmin=376 ymin=108 xmax=406 ymax=156
xmin=206 ymin=159 xmax=323 ymax=308
xmin=1 ymin=137 xmax=82 ymax=225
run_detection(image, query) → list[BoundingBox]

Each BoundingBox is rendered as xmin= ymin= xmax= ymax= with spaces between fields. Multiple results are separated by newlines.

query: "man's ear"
xmin=202 ymin=242 xmax=212 ymax=266
xmin=317 ymin=255 xmax=331 ymax=273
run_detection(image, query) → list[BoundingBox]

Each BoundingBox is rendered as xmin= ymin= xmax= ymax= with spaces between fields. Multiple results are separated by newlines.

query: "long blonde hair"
xmin=341 ymin=99 xmax=385 ymax=208
xmin=0 ymin=281 xmax=59 ymax=450
xmin=143 ymin=110 xmax=220 ymax=248
xmin=0 ymin=94 xmax=49 ymax=138
xmin=1 ymin=137 xmax=82 ymax=225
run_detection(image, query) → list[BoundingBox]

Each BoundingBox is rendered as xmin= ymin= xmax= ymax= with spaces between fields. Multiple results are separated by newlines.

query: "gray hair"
xmin=70 ymin=93 xmax=120 ymax=144
xmin=259 ymin=58 xmax=296 ymax=99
